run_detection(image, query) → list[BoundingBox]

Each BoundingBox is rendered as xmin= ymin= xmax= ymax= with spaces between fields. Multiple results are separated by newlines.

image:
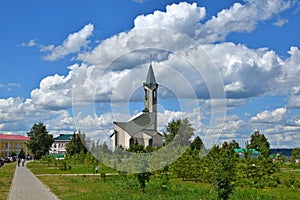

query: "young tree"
xmin=249 ymin=130 xmax=270 ymax=157
xmin=163 ymin=118 xmax=194 ymax=147
xmin=229 ymin=140 xmax=240 ymax=149
xmin=171 ymin=148 xmax=193 ymax=181
xmin=213 ymin=142 xmax=237 ymax=200
xmin=128 ymin=143 xmax=151 ymax=193
xmin=291 ymin=148 xmax=300 ymax=159
xmin=163 ymin=119 xmax=181 ymax=145
xmin=66 ymin=131 xmax=87 ymax=156
xmin=27 ymin=122 xmax=53 ymax=160
xmin=190 ymin=136 xmax=204 ymax=152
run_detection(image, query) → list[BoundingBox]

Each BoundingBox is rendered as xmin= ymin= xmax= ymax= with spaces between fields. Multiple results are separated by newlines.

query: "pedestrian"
xmin=17 ymin=158 xmax=20 ymax=167
xmin=21 ymin=158 xmax=25 ymax=167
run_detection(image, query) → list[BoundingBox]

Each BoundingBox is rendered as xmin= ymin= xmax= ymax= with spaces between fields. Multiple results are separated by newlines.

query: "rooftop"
xmin=114 ymin=113 xmax=159 ymax=137
xmin=0 ymin=134 xmax=29 ymax=141
xmin=54 ymin=134 xmax=73 ymax=141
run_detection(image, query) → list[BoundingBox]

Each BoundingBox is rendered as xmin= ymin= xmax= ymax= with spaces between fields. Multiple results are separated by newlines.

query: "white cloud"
xmin=200 ymin=0 xmax=292 ymax=42
xmin=133 ymin=0 xmax=148 ymax=3
xmin=134 ymin=2 xmax=206 ymax=38
xmin=0 ymin=97 xmax=68 ymax=133
xmin=21 ymin=39 xmax=37 ymax=47
xmin=251 ymin=107 xmax=287 ymax=123
xmin=287 ymin=95 xmax=300 ymax=108
xmin=2 ymin=1 xmax=300 ymax=149
xmin=133 ymin=1 xmax=292 ymax=43
xmin=30 ymin=64 xmax=78 ymax=110
xmin=0 ymin=83 xmax=21 ymax=90
xmin=273 ymin=18 xmax=288 ymax=27
xmin=43 ymin=23 xmax=94 ymax=61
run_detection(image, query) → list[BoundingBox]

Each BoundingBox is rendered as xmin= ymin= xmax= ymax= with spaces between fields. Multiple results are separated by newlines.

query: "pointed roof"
xmin=145 ymin=63 xmax=156 ymax=87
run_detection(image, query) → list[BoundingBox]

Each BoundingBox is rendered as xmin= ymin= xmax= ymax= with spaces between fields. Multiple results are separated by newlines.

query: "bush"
xmin=58 ymin=160 xmax=72 ymax=171
xmin=284 ymin=174 xmax=300 ymax=188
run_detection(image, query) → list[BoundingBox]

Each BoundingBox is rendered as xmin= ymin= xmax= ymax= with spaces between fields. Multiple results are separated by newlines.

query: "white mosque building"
xmin=110 ymin=63 xmax=163 ymax=150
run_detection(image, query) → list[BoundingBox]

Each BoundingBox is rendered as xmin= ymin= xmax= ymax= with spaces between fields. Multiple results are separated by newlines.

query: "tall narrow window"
xmin=145 ymin=89 xmax=148 ymax=100
xmin=149 ymin=138 xmax=153 ymax=146
xmin=129 ymin=137 xmax=134 ymax=146
xmin=115 ymin=132 xmax=118 ymax=147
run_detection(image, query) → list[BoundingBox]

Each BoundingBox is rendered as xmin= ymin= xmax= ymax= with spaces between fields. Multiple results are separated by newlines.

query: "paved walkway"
xmin=7 ymin=162 xmax=59 ymax=200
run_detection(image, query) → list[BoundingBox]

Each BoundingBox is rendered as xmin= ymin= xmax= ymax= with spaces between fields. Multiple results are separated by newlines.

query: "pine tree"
xmin=27 ymin=122 xmax=53 ymax=160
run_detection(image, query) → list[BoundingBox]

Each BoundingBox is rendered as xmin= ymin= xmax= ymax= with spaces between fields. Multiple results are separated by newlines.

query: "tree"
xmin=229 ymin=140 xmax=240 ymax=149
xmin=27 ymin=122 xmax=53 ymax=160
xmin=190 ymin=136 xmax=204 ymax=152
xmin=163 ymin=119 xmax=180 ymax=145
xmin=163 ymin=118 xmax=194 ymax=146
xmin=249 ymin=130 xmax=270 ymax=157
xmin=290 ymin=148 xmax=300 ymax=165
xmin=66 ymin=131 xmax=87 ymax=156
xmin=291 ymin=148 xmax=300 ymax=159
xmin=171 ymin=147 xmax=193 ymax=181
xmin=213 ymin=142 xmax=237 ymax=200
xmin=128 ymin=142 xmax=151 ymax=193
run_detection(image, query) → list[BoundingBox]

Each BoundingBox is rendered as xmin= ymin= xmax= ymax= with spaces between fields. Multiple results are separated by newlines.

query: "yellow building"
xmin=0 ymin=134 xmax=29 ymax=158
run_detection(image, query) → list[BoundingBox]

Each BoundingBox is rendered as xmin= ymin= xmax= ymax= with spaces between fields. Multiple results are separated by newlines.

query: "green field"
xmin=0 ymin=163 xmax=16 ymax=200
xmin=27 ymin=161 xmax=300 ymax=200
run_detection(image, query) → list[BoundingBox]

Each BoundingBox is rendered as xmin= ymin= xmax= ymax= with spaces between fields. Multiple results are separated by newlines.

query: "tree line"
xmin=26 ymin=120 xmax=299 ymax=200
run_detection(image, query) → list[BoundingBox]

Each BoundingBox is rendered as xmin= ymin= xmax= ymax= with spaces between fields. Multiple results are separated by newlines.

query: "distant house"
xmin=234 ymin=148 xmax=260 ymax=158
xmin=0 ymin=134 xmax=30 ymax=158
xmin=49 ymin=134 xmax=73 ymax=156
xmin=110 ymin=63 xmax=163 ymax=151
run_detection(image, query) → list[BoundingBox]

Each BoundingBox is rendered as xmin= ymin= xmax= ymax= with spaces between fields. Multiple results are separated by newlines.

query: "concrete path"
xmin=7 ymin=162 xmax=59 ymax=200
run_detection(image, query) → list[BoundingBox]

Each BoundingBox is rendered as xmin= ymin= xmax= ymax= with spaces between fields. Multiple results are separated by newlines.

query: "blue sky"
xmin=0 ymin=0 xmax=300 ymax=148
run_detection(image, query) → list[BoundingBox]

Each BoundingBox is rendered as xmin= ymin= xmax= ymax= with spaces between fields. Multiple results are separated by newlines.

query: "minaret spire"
xmin=145 ymin=62 xmax=156 ymax=87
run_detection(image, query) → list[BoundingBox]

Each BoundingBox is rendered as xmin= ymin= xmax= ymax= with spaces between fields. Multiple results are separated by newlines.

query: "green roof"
xmin=54 ymin=134 xmax=73 ymax=141
xmin=145 ymin=63 xmax=156 ymax=87
xmin=50 ymin=153 xmax=65 ymax=159
xmin=114 ymin=113 xmax=159 ymax=137
xmin=234 ymin=148 xmax=260 ymax=155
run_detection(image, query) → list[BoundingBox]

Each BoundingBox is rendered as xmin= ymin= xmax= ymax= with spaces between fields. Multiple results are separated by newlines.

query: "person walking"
xmin=17 ymin=158 xmax=20 ymax=167
xmin=21 ymin=158 xmax=25 ymax=167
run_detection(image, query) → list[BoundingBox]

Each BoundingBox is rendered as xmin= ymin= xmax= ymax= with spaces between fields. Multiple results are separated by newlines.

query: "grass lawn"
xmin=28 ymin=161 xmax=300 ymax=200
xmin=0 ymin=163 xmax=16 ymax=200
xmin=27 ymin=160 xmax=116 ymax=175
xmin=36 ymin=175 xmax=300 ymax=200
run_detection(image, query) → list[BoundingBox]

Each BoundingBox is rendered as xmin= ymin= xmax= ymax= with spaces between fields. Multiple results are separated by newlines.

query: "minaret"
xmin=143 ymin=62 xmax=158 ymax=130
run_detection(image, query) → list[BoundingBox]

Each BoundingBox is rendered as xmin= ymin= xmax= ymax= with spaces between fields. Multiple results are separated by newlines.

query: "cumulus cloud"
xmin=133 ymin=0 xmax=292 ymax=42
xmin=0 ymin=97 xmax=68 ymax=133
xmin=2 ymin=1 xmax=300 ymax=148
xmin=251 ymin=107 xmax=287 ymax=123
xmin=43 ymin=23 xmax=94 ymax=61
xmin=200 ymin=0 xmax=291 ymax=42
xmin=30 ymin=64 xmax=78 ymax=110
xmin=134 ymin=2 xmax=206 ymax=37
